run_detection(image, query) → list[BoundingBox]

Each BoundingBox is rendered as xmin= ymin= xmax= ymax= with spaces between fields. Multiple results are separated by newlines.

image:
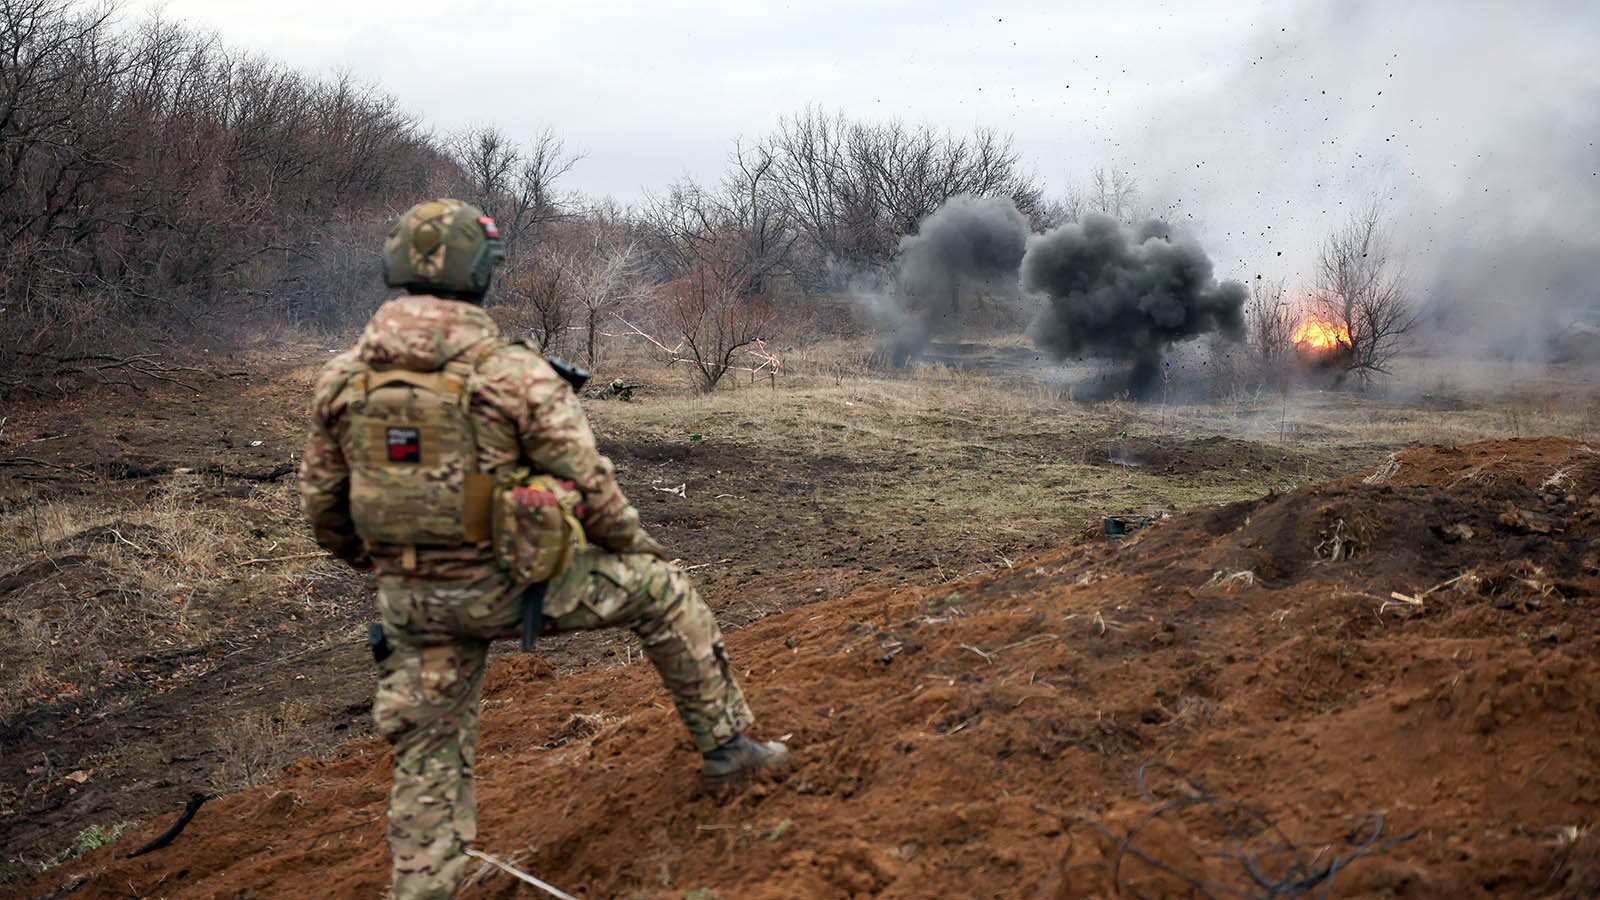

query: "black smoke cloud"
xmin=1023 ymin=214 xmax=1246 ymax=396
xmin=872 ymin=195 xmax=1030 ymax=364
xmin=897 ymin=194 xmax=1029 ymax=296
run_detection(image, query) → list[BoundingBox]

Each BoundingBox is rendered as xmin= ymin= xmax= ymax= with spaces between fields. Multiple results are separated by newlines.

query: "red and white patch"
xmin=386 ymin=427 xmax=421 ymax=463
xmin=478 ymin=216 xmax=501 ymax=239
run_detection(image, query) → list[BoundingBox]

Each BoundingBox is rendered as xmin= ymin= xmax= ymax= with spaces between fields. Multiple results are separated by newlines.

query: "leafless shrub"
xmin=494 ymin=259 xmax=572 ymax=353
xmin=562 ymin=235 xmax=647 ymax=369
xmin=0 ymin=0 xmax=451 ymax=384
xmin=208 ymin=700 xmax=312 ymax=791
xmin=1312 ymin=202 xmax=1417 ymax=382
xmin=655 ymin=233 xmax=778 ymax=393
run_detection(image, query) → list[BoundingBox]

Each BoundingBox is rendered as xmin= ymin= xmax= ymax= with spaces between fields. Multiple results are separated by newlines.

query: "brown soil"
xmin=0 ymin=351 xmax=1076 ymax=876
xmin=21 ymin=436 xmax=1599 ymax=899
xmin=1082 ymin=435 xmax=1289 ymax=476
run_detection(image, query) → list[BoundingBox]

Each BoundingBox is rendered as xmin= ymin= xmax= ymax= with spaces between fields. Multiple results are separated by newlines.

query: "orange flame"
xmin=1292 ymin=317 xmax=1351 ymax=351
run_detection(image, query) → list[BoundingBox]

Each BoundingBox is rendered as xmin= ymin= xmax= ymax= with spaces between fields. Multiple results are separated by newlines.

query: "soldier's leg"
xmin=545 ymin=551 xmax=754 ymax=751
xmin=372 ymin=630 xmax=489 ymax=900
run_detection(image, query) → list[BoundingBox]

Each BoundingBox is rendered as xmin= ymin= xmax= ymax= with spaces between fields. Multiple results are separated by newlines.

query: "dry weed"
xmin=207 ymin=699 xmax=314 ymax=792
xmin=0 ymin=476 xmax=325 ymax=715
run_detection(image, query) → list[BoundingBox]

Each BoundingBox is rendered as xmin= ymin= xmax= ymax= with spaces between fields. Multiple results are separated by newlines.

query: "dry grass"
xmin=579 ymin=337 xmax=1597 ymax=584
xmin=0 ymin=475 xmax=337 ymax=716
xmin=208 ymin=699 xmax=316 ymax=792
xmin=596 ymin=337 xmax=1600 ymax=448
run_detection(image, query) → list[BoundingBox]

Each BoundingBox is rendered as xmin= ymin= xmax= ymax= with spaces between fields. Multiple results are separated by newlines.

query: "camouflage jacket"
xmin=298 ymin=295 xmax=663 ymax=578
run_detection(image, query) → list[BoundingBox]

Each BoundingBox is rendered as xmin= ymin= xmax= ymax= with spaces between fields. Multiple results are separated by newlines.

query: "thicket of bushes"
xmin=1 ymin=1 xmax=460 ymax=378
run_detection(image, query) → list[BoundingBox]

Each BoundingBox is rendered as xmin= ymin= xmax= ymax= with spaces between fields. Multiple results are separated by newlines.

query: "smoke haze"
xmin=1135 ymin=0 xmax=1600 ymax=366
xmin=1023 ymin=214 xmax=1246 ymax=396
xmin=868 ymin=194 xmax=1030 ymax=363
xmin=896 ymin=194 xmax=1029 ymax=297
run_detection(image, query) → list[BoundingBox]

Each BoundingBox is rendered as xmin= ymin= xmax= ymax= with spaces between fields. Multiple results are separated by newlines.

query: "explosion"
xmin=1023 ymin=214 xmax=1247 ymax=397
xmin=1292 ymin=317 xmax=1351 ymax=352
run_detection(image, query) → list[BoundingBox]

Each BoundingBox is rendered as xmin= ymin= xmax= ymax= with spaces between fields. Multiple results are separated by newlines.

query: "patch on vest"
xmin=386 ymin=427 xmax=422 ymax=463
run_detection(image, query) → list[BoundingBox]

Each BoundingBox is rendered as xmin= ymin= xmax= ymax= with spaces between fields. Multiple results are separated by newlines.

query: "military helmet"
xmin=383 ymin=199 xmax=506 ymax=298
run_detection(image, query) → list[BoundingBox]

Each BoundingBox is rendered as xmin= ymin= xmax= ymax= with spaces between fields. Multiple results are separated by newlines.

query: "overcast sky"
xmin=137 ymin=0 xmax=1598 ymax=331
xmin=138 ymin=0 xmax=1270 ymax=199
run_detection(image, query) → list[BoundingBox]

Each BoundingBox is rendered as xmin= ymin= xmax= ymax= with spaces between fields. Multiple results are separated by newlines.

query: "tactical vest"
xmin=336 ymin=343 xmax=586 ymax=582
xmin=338 ymin=346 xmax=497 ymax=551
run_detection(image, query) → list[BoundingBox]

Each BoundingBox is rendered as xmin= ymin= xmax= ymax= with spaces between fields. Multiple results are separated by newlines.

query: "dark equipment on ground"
xmin=123 ymin=792 xmax=208 ymax=859
xmin=1104 ymin=515 xmax=1157 ymax=539
xmin=368 ymin=623 xmax=391 ymax=664
xmin=521 ymin=582 xmax=547 ymax=653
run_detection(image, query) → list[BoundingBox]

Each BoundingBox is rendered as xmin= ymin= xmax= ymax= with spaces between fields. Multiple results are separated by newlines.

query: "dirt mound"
xmin=27 ymin=437 xmax=1600 ymax=899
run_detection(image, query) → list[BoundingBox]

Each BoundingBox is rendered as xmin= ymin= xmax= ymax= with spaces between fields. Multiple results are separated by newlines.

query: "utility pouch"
xmin=491 ymin=467 xmax=587 ymax=585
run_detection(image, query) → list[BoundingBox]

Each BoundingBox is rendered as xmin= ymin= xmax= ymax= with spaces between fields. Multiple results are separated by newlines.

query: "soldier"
xmin=298 ymin=199 xmax=788 ymax=900
xmin=582 ymin=377 xmax=633 ymax=401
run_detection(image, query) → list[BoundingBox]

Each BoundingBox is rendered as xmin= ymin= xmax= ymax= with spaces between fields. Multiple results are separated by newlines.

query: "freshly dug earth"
xmin=22 ymin=436 xmax=1599 ymax=899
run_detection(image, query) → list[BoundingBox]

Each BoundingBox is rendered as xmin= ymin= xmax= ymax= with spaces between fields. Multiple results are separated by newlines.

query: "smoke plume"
xmin=1132 ymin=0 xmax=1600 ymax=370
xmin=869 ymin=194 xmax=1030 ymax=364
xmin=1023 ymin=214 xmax=1246 ymax=396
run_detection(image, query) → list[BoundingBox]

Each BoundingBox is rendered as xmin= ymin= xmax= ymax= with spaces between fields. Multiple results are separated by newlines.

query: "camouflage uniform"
xmin=583 ymin=377 xmax=633 ymax=401
xmin=299 ymin=296 xmax=754 ymax=900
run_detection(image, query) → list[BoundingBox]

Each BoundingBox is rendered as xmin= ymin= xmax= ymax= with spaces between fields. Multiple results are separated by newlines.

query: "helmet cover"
xmin=383 ymin=199 xmax=506 ymax=298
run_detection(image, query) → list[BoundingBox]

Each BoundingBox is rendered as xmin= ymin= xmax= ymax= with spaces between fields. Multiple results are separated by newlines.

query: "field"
xmin=3 ymin=338 xmax=1598 ymax=898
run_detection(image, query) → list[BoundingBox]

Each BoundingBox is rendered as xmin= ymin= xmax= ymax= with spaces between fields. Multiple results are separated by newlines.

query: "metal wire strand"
xmin=1061 ymin=762 xmax=1419 ymax=900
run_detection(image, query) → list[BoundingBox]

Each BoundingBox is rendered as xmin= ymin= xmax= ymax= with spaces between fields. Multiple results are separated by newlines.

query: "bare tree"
xmin=1089 ymin=166 xmax=1139 ymax=221
xmin=447 ymin=124 xmax=582 ymax=251
xmin=563 ymin=235 xmax=645 ymax=369
xmin=657 ymin=238 xmax=775 ymax=393
xmin=0 ymin=0 xmax=452 ymax=379
xmin=1312 ymin=203 xmax=1416 ymax=381
xmin=642 ymin=148 xmax=796 ymax=300
xmin=1247 ymin=276 xmax=1295 ymax=361
xmin=500 ymin=258 xmax=572 ymax=353
xmin=449 ymin=125 xmax=519 ymax=208
xmin=719 ymin=139 xmax=799 ymax=295
xmin=758 ymin=108 xmax=1041 ymax=282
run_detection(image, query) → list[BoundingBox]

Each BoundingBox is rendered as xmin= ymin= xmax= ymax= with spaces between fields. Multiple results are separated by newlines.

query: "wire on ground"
xmin=1060 ymin=763 xmax=1418 ymax=899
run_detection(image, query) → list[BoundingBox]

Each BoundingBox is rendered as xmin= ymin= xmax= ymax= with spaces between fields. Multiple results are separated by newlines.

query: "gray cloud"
xmin=870 ymin=194 xmax=1031 ymax=364
xmin=1023 ymin=214 xmax=1246 ymax=396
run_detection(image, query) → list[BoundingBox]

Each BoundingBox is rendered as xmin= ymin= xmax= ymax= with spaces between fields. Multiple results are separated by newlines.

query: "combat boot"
xmin=701 ymin=735 xmax=790 ymax=783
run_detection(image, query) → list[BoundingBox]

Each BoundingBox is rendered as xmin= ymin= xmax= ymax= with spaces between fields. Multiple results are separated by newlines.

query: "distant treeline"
xmin=2 ymin=0 xmax=1053 ymax=382
xmin=1 ymin=0 xmax=458 ymax=366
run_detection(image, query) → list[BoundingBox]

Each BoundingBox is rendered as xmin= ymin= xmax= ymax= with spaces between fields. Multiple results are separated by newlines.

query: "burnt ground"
xmin=1080 ymin=435 xmax=1291 ymax=476
xmin=13 ymin=436 xmax=1600 ymax=900
xmin=0 ymin=346 xmax=1387 ymax=882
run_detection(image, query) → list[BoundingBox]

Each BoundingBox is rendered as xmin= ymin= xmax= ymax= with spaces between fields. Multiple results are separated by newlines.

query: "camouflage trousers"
xmin=370 ymin=549 xmax=754 ymax=900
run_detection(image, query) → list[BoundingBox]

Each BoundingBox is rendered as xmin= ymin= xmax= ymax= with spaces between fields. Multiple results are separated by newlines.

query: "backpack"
xmin=339 ymin=347 xmax=496 ymax=549
xmin=337 ymin=344 xmax=585 ymax=582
